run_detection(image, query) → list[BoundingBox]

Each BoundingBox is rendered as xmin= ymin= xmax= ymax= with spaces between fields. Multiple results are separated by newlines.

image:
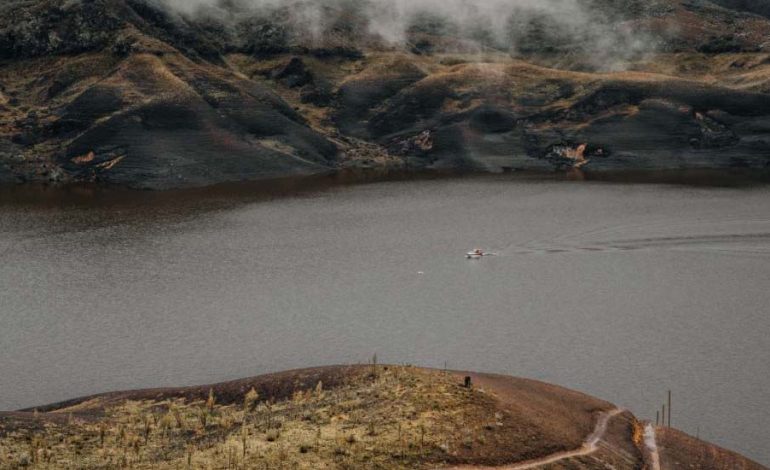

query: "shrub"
xmin=244 ymin=387 xmax=259 ymax=411
xmin=198 ymin=408 xmax=209 ymax=429
xmin=266 ymin=429 xmax=280 ymax=442
xmin=17 ymin=453 xmax=31 ymax=467
xmin=299 ymin=443 xmax=313 ymax=453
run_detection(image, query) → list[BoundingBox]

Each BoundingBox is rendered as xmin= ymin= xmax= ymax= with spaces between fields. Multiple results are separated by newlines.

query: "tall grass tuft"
xmin=244 ymin=387 xmax=259 ymax=412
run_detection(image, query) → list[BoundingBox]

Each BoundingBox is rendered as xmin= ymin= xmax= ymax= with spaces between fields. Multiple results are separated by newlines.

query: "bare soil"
xmin=1 ymin=366 xmax=762 ymax=469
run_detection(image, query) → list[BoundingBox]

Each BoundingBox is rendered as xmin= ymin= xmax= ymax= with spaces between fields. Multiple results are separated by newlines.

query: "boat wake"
xmin=505 ymin=232 xmax=770 ymax=257
xmin=500 ymin=219 xmax=770 ymax=258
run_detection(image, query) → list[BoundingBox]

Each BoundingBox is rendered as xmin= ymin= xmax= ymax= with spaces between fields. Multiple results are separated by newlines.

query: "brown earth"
xmin=657 ymin=427 xmax=768 ymax=470
xmin=0 ymin=366 xmax=764 ymax=469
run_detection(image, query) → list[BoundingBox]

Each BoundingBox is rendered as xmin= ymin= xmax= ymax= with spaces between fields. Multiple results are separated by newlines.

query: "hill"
xmin=1 ymin=0 xmax=770 ymax=188
xmin=0 ymin=366 xmax=765 ymax=469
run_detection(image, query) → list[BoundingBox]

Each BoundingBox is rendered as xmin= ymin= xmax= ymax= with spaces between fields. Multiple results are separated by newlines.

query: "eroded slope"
xmin=2 ymin=0 xmax=770 ymax=187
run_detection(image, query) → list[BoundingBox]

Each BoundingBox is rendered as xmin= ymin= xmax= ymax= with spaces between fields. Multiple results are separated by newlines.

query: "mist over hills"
xmin=1 ymin=0 xmax=770 ymax=188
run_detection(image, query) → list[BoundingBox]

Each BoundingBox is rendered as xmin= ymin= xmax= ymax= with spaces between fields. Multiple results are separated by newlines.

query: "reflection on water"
xmin=2 ymin=168 xmax=769 ymax=209
xmin=1 ymin=170 xmax=769 ymax=465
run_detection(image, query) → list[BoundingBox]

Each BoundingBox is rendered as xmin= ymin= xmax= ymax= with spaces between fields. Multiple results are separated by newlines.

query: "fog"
xmin=159 ymin=0 xmax=654 ymax=69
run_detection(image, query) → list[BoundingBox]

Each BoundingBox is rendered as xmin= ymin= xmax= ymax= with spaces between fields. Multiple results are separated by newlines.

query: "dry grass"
xmin=0 ymin=367 xmax=507 ymax=469
xmin=629 ymin=52 xmax=770 ymax=92
xmin=1 ymin=367 xmax=755 ymax=470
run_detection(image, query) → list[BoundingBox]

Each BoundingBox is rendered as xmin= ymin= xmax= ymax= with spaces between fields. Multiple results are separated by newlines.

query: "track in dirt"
xmin=644 ymin=424 xmax=662 ymax=470
xmin=444 ymin=407 xmax=624 ymax=470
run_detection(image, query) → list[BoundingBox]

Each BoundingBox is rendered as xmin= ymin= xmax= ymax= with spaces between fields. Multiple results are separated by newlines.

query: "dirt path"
xmin=444 ymin=372 xmax=623 ymax=470
xmin=644 ymin=424 xmax=662 ymax=470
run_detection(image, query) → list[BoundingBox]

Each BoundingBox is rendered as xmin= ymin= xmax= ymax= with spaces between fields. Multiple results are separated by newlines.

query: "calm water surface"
xmin=1 ymin=174 xmax=769 ymax=464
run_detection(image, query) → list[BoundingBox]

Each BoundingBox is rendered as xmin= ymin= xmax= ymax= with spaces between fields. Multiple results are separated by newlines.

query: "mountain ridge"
xmin=1 ymin=0 xmax=770 ymax=188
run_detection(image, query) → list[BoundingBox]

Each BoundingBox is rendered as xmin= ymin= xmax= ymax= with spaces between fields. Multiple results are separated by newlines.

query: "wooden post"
xmin=668 ymin=390 xmax=672 ymax=427
xmin=464 ymin=376 xmax=472 ymax=388
xmin=656 ymin=411 xmax=659 ymax=426
xmin=662 ymin=404 xmax=666 ymax=428
xmin=371 ymin=353 xmax=377 ymax=378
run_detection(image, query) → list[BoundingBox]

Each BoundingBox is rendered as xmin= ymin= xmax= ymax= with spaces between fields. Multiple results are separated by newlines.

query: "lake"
xmin=1 ymin=172 xmax=769 ymax=464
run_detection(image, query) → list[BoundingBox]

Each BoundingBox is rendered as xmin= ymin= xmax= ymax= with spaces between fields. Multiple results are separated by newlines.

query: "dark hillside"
xmin=1 ymin=0 xmax=770 ymax=188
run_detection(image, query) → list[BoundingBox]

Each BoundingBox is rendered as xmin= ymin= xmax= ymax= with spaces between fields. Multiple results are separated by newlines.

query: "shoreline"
xmin=1 ymin=167 xmax=769 ymax=208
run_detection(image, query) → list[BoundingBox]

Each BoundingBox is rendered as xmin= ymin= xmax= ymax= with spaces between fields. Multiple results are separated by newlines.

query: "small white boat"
xmin=466 ymin=249 xmax=492 ymax=259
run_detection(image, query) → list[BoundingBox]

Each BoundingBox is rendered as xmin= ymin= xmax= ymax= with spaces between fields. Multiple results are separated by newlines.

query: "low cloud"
xmin=159 ymin=0 xmax=655 ymax=69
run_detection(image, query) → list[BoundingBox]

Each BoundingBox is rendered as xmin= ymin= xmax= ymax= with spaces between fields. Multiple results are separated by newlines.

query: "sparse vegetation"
xmin=0 ymin=367 xmax=509 ymax=469
xmin=3 ymin=0 xmax=770 ymax=187
xmin=1 ymin=366 xmax=762 ymax=469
